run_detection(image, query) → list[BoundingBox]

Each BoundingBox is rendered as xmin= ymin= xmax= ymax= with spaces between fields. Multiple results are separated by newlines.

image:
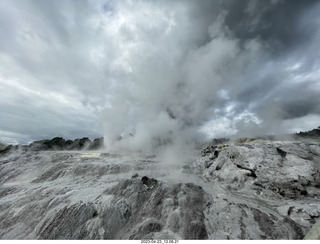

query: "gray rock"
xmin=304 ymin=218 xmax=320 ymax=239
xmin=38 ymin=203 xmax=97 ymax=239
xmin=0 ymin=140 xmax=320 ymax=239
xmin=195 ymin=140 xmax=320 ymax=239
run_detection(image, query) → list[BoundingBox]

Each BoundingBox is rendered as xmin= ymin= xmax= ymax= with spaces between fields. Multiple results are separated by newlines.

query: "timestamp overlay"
xmin=141 ymin=240 xmax=179 ymax=244
xmin=138 ymin=240 xmax=219 ymax=244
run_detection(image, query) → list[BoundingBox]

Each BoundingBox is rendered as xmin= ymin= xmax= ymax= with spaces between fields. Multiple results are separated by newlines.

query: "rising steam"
xmin=1 ymin=0 xmax=319 ymax=145
xmin=101 ymin=1 xmax=263 ymax=155
xmin=100 ymin=0 xmax=320 ymax=156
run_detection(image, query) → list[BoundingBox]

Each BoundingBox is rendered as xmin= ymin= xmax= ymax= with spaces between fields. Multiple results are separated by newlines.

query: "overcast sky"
xmin=1 ymin=0 xmax=320 ymax=145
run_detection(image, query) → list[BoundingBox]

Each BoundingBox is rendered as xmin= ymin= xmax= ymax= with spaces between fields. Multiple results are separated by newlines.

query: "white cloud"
xmin=0 ymin=0 xmax=319 ymax=146
xmin=281 ymin=114 xmax=320 ymax=134
xmin=200 ymin=117 xmax=237 ymax=139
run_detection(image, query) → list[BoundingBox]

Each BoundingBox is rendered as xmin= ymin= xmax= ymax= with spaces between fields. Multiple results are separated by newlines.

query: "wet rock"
xmin=103 ymin=179 xmax=208 ymax=239
xmin=201 ymin=145 xmax=217 ymax=156
xmin=131 ymin=173 xmax=139 ymax=179
xmin=38 ymin=203 xmax=97 ymax=239
xmin=252 ymin=208 xmax=304 ymax=239
xmin=184 ymin=221 xmax=208 ymax=239
xmin=141 ymin=176 xmax=158 ymax=188
xmin=276 ymin=147 xmax=287 ymax=157
xmin=129 ymin=219 xmax=162 ymax=240
xmin=0 ymin=145 xmax=15 ymax=156
xmin=31 ymin=164 xmax=68 ymax=183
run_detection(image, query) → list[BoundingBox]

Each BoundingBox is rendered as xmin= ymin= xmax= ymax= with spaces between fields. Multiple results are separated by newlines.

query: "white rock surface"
xmin=0 ymin=140 xmax=320 ymax=239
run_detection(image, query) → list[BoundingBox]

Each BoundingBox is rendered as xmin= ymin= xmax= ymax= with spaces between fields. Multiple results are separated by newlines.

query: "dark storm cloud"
xmin=223 ymin=0 xmax=319 ymax=53
xmin=279 ymin=83 xmax=320 ymax=119
xmin=200 ymin=0 xmax=320 ymax=136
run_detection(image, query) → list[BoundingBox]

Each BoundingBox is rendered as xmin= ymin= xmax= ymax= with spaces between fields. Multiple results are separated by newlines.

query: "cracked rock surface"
xmin=1 ymin=140 xmax=320 ymax=239
xmin=197 ymin=140 xmax=320 ymax=239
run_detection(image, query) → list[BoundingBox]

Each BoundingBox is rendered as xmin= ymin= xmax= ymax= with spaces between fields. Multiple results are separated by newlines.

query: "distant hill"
xmin=29 ymin=137 xmax=104 ymax=151
xmin=0 ymin=137 xmax=104 ymax=155
xmin=294 ymin=126 xmax=320 ymax=139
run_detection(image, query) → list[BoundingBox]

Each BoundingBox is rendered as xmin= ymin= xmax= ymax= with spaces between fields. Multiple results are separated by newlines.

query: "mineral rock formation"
xmin=0 ymin=140 xmax=319 ymax=239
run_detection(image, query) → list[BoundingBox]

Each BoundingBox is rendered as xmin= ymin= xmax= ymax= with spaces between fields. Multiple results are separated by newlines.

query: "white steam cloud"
xmin=1 ymin=0 xmax=319 ymax=146
xmin=101 ymin=1 xmax=265 ymax=154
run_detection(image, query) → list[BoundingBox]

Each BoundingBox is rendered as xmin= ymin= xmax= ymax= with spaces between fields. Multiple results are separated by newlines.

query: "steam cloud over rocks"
xmin=101 ymin=0 xmax=320 ymax=153
xmin=0 ymin=0 xmax=320 ymax=146
xmin=2 ymin=1 xmax=320 ymax=240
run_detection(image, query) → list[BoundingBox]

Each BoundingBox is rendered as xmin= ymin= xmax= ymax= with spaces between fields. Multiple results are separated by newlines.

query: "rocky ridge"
xmin=0 ymin=137 xmax=104 ymax=155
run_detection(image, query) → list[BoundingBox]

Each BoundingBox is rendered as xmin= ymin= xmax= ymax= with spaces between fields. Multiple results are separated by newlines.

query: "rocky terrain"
xmin=0 ymin=134 xmax=320 ymax=239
